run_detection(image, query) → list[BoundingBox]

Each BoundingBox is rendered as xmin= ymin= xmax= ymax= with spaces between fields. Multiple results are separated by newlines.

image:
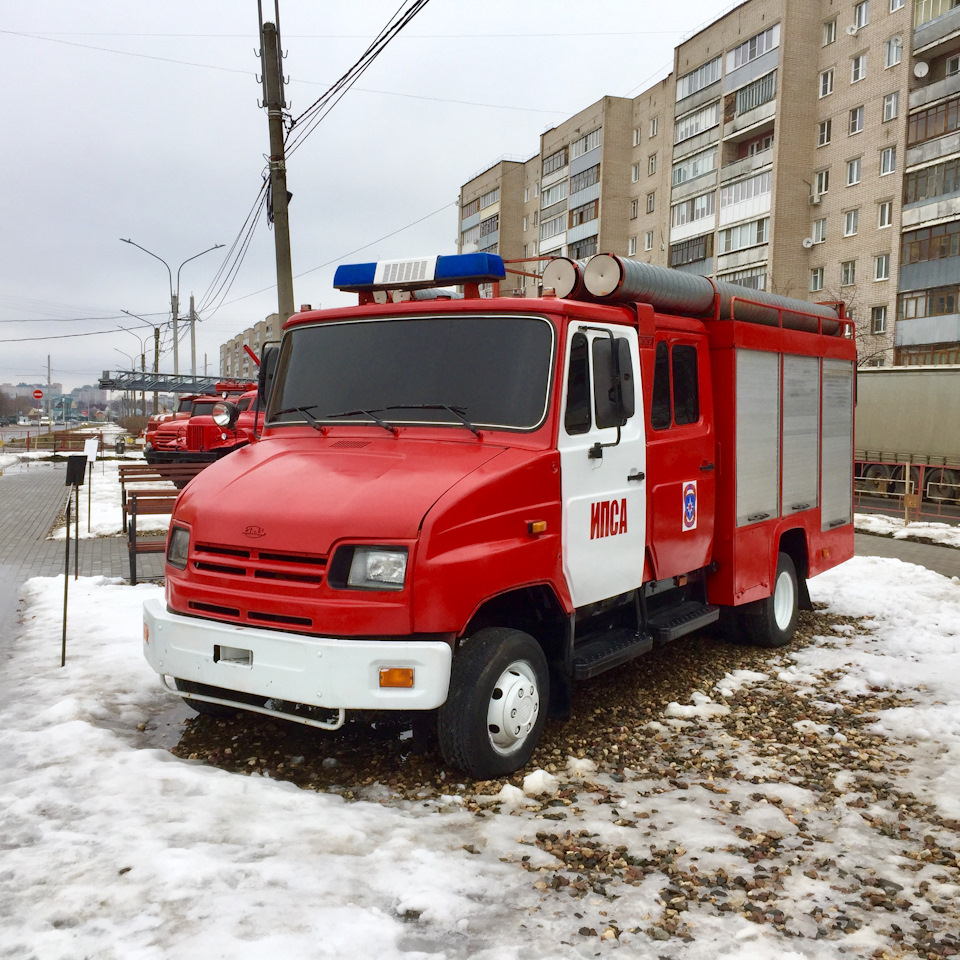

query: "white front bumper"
xmin=142 ymin=598 xmax=452 ymax=711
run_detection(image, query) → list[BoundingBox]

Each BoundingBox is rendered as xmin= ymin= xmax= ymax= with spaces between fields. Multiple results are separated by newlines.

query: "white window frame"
xmin=823 ymin=19 xmax=837 ymax=45
xmin=890 ymin=0 xmax=904 ymax=10
xmin=644 ymin=231 xmax=654 ymax=252
xmin=878 ymin=200 xmax=893 ymax=228
xmin=648 ymin=153 xmax=658 ymax=176
xmin=631 ymin=163 xmax=640 ymax=183
xmin=813 ymin=217 xmax=827 ymax=243
xmin=855 ymin=1 xmax=870 ymax=29
xmin=850 ymin=105 xmax=865 ymax=135
xmin=672 ymin=146 xmax=718 ymax=186
xmin=844 ymin=208 xmax=860 ymax=236
xmin=880 ymin=146 xmax=896 ymax=175
xmin=646 ymin=192 xmax=656 ymax=214
xmin=948 ymin=55 xmax=960 ymax=77
xmin=847 ymin=157 xmax=862 ymax=186
xmin=818 ymin=119 xmax=832 ymax=146
xmin=841 ymin=260 xmax=857 ymax=286
xmin=633 ymin=127 xmax=642 ymax=147
xmin=628 ymin=236 xmax=638 ymax=256
xmin=851 ymin=54 xmax=867 ymax=84
xmin=885 ymin=36 xmax=902 ymax=68
xmin=630 ymin=199 xmax=639 ymax=220
xmin=883 ymin=92 xmax=899 ymax=122
xmin=816 ymin=169 xmax=830 ymax=195
xmin=650 ymin=116 xmax=659 ymax=138
xmin=819 ymin=69 xmax=834 ymax=98
xmin=875 ymin=253 xmax=890 ymax=280
xmin=811 ymin=267 xmax=825 ymax=292
xmin=677 ymin=56 xmax=723 ymax=101
xmin=872 ymin=305 xmax=887 ymax=334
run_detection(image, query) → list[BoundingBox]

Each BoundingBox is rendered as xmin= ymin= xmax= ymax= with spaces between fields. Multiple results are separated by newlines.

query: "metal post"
xmin=61 ymin=494 xmax=70 ymax=667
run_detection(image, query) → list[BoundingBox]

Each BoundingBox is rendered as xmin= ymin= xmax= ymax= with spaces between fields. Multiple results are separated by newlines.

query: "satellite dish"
xmin=914 ymin=60 xmax=930 ymax=78
xmin=802 ymin=238 xmax=814 ymax=249
xmin=846 ymin=24 xmax=859 ymax=35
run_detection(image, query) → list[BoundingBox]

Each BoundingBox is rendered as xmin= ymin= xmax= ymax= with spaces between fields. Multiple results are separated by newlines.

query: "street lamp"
xmin=118 ymin=326 xmax=149 ymax=416
xmin=120 ymin=239 xmax=223 ymax=376
xmin=121 ymin=310 xmax=165 ymax=414
xmin=113 ymin=347 xmax=137 ymax=418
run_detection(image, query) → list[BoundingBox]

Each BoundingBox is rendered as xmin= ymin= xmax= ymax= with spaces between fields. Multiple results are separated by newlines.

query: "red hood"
xmin=173 ymin=435 xmax=507 ymax=553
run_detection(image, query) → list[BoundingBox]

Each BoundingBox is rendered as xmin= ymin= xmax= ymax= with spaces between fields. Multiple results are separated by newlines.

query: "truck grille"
xmin=191 ymin=542 xmax=327 ymax=585
xmin=186 ymin=424 xmax=204 ymax=450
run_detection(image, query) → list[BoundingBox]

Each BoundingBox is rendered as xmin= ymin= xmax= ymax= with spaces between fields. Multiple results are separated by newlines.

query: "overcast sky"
xmin=1 ymin=0 xmax=735 ymax=392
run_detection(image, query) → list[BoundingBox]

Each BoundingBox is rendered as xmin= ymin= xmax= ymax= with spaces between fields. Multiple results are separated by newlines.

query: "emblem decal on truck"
xmin=682 ymin=481 xmax=698 ymax=532
xmin=590 ymin=498 xmax=628 ymax=539
xmin=243 ymin=525 xmax=266 ymax=538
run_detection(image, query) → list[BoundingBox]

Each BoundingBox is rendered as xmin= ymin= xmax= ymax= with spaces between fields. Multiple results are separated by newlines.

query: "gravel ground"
xmin=169 ymin=608 xmax=960 ymax=957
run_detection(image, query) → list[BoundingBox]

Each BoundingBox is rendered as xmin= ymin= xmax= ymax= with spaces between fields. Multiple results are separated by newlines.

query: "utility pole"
xmin=190 ymin=294 xmax=197 ymax=378
xmin=259 ymin=7 xmax=295 ymax=321
xmin=153 ymin=327 xmax=160 ymax=414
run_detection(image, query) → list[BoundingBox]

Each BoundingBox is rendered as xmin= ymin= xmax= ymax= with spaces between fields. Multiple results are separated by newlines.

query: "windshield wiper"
xmin=271 ymin=404 xmax=326 ymax=433
xmin=381 ymin=403 xmax=482 ymax=438
xmin=325 ymin=408 xmax=398 ymax=436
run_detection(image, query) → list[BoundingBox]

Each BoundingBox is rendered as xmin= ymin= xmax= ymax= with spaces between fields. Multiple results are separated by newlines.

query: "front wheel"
xmin=738 ymin=552 xmax=799 ymax=648
xmin=438 ymin=628 xmax=549 ymax=779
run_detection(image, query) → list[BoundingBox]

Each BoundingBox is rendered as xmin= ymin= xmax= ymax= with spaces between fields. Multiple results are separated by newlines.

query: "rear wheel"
xmin=438 ymin=628 xmax=549 ymax=779
xmin=738 ymin=552 xmax=799 ymax=648
xmin=925 ymin=467 xmax=960 ymax=502
xmin=861 ymin=463 xmax=892 ymax=497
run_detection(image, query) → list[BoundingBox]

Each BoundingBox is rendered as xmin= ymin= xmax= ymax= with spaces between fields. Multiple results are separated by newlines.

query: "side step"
xmin=572 ymin=629 xmax=653 ymax=681
xmin=648 ymin=601 xmax=719 ymax=643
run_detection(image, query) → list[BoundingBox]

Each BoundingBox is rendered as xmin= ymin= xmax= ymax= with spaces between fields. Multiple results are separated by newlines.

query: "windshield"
xmin=269 ymin=314 xmax=555 ymax=431
xmin=192 ymin=401 xmax=217 ymax=416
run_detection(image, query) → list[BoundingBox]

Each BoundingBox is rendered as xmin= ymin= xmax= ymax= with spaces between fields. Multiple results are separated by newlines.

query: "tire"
xmin=738 ymin=552 xmax=799 ymax=648
xmin=925 ymin=468 xmax=960 ymax=502
xmin=438 ymin=628 xmax=549 ymax=779
xmin=174 ymin=679 xmax=239 ymax=719
xmin=861 ymin=463 xmax=892 ymax=497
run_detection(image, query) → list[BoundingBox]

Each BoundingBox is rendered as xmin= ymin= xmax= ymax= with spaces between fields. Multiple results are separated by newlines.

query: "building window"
xmin=541 ymin=180 xmax=568 ymax=208
xmin=727 ymin=25 xmax=780 ymax=70
xmin=630 ymin=199 xmax=639 ymax=220
xmin=899 ymin=284 xmax=960 ymax=319
xmin=672 ymin=146 xmax=718 ymax=185
xmin=633 ymin=127 xmax=642 ymax=147
xmin=811 ymin=267 xmax=825 ymax=291
xmin=628 ymin=236 xmax=638 ymax=256
xmin=632 ymin=163 xmax=640 ymax=182
xmin=674 ymin=102 xmax=721 ymax=144
xmin=720 ymin=170 xmax=772 ymax=207
xmin=539 ymin=214 xmax=564 ymax=241
xmin=818 ymin=119 xmax=832 ymax=146
xmin=524 ymin=186 xmax=530 ymax=203
xmin=569 ymin=199 xmax=598 ymax=228
xmin=735 ymin=71 xmax=777 ymax=115
xmin=650 ymin=116 xmax=659 ymax=137
xmin=875 ymin=253 xmax=890 ymax=279
xmin=813 ymin=217 xmax=827 ymax=243
xmin=823 ymin=19 xmax=837 ymax=44
xmin=747 ymin=134 xmax=773 ymax=156
xmin=671 ymin=191 xmax=717 ymax=227
xmin=645 ymin=231 xmax=654 ymax=251
xmin=719 ymin=266 xmax=767 ymax=290
xmin=871 ymin=306 xmax=887 ymax=334
xmin=719 ymin=217 xmax=770 ymax=253
xmin=570 ymin=164 xmax=600 ymax=194
xmin=569 ymin=236 xmax=598 ymax=259
xmin=948 ymin=55 xmax=960 ymax=76
xmin=461 ymin=198 xmax=480 ymax=219
xmin=847 ymin=157 xmax=862 ymax=186
xmin=885 ymin=36 xmax=902 ymax=68
xmin=533 ymin=211 xmax=539 ymax=227
xmin=841 ymin=260 xmax=857 ymax=285
xmin=905 ymin=157 xmax=960 ymax=204
xmin=646 ymin=191 xmax=656 ymax=213
xmin=815 ymin=169 xmax=830 ymax=195
xmin=878 ymin=200 xmax=893 ymax=228
xmin=849 ymin=105 xmax=864 ymax=134
xmin=461 ymin=224 xmax=479 ymax=247
xmin=907 ymin=95 xmax=960 ymax=146
xmin=851 ymin=54 xmax=867 ymax=84
xmin=542 ymin=149 xmax=567 ymax=177
xmin=819 ymin=69 xmax=834 ymax=98
xmin=522 ymin=215 xmax=528 ymax=232
xmin=883 ymin=92 xmax=899 ymax=122
xmin=844 ymin=209 xmax=860 ymax=236
xmin=479 ymin=187 xmax=500 ymax=208
xmin=570 ymin=128 xmax=602 ymax=160
xmin=890 ymin=0 xmax=904 ymax=9
xmin=677 ymin=56 xmax=722 ymax=100
xmin=880 ymin=146 xmax=896 ymax=175
xmin=901 ymin=221 xmax=960 ymax=265
xmin=855 ymin=1 xmax=870 ymax=29
xmin=670 ymin=232 xmax=713 ymax=266
xmin=648 ymin=153 xmax=658 ymax=176
xmin=479 ymin=214 xmax=498 ymax=237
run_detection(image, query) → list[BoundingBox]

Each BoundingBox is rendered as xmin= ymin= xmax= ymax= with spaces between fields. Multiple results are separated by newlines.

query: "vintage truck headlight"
xmin=347 ymin=547 xmax=407 ymax=590
xmin=167 ymin=525 xmax=190 ymax=570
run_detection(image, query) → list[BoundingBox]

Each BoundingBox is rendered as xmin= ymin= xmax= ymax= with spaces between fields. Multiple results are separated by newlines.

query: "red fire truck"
xmin=178 ymin=389 xmax=264 ymax=462
xmin=143 ymin=252 xmax=856 ymax=778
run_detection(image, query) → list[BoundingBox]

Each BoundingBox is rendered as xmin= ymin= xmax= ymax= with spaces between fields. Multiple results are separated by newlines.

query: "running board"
xmin=648 ymin=601 xmax=719 ymax=643
xmin=572 ymin=629 xmax=653 ymax=681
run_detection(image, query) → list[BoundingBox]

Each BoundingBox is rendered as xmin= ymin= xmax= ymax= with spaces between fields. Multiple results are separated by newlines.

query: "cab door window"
xmin=651 ymin=340 xmax=700 ymax=429
xmin=564 ymin=331 xmax=591 ymax=435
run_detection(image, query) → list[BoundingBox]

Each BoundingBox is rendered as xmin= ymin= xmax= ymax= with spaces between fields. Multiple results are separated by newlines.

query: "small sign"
xmin=33 ymin=389 xmax=43 ymax=400
xmin=83 ymin=436 xmax=99 ymax=463
xmin=682 ymin=481 xmax=698 ymax=532
xmin=904 ymin=493 xmax=920 ymax=524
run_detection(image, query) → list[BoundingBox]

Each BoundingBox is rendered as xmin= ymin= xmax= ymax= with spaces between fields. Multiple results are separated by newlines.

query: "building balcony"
xmin=722 ymin=99 xmax=776 ymax=140
xmin=719 ymin=148 xmax=773 ymax=183
xmin=906 ymin=130 xmax=960 ymax=169
xmin=894 ymin=312 xmax=960 ymax=346
xmin=913 ymin=1 xmax=960 ymax=56
xmin=902 ymin=192 xmax=960 ymax=228
xmin=910 ymin=70 xmax=960 ymax=110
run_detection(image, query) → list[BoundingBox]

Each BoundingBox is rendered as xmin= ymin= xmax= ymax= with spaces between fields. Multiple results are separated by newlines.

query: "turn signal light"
xmin=379 ymin=667 xmax=415 ymax=688
xmin=527 ymin=520 xmax=548 ymax=536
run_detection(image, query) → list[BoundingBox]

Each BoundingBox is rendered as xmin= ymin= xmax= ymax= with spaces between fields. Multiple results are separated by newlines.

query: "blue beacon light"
xmin=333 ymin=253 xmax=506 ymax=294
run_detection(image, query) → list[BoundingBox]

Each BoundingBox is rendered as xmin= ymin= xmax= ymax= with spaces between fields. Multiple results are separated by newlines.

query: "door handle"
xmin=700 ymin=462 xmax=716 ymax=472
xmin=627 ymin=471 xmax=645 ymax=482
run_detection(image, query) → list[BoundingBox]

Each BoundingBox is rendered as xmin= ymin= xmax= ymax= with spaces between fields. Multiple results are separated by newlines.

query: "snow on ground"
xmin=4 ymin=557 xmax=960 ymax=958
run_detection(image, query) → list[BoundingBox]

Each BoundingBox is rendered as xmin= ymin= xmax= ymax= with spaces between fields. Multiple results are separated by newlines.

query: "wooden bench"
xmin=118 ymin=462 xmax=208 ymax=533
xmin=127 ymin=492 xmax=180 ymax=585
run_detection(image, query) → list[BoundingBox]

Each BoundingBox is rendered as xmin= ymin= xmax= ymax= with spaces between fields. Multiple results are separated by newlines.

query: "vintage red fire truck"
xmin=143 ymin=252 xmax=856 ymax=778
xmin=178 ymin=389 xmax=264 ymax=462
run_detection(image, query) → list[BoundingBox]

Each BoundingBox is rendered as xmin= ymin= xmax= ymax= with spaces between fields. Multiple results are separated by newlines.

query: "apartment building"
xmin=457 ymin=0 xmax=960 ymax=367
xmin=219 ymin=314 xmax=283 ymax=381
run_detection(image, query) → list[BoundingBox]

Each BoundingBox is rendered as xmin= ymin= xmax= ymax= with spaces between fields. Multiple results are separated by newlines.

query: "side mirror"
xmin=592 ymin=337 xmax=635 ymax=429
xmin=258 ymin=343 xmax=280 ymax=410
xmin=212 ymin=401 xmax=239 ymax=429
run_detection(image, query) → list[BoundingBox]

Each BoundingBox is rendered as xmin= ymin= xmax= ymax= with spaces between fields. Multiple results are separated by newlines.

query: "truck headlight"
xmin=167 ymin=525 xmax=190 ymax=570
xmin=347 ymin=547 xmax=407 ymax=590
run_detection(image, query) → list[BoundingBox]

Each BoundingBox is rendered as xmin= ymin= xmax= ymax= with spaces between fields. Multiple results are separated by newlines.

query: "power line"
xmin=0 ymin=319 xmax=160 ymax=344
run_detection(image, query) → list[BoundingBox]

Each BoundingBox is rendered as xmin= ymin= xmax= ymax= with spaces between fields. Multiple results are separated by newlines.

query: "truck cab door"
xmin=557 ymin=323 xmax=646 ymax=608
